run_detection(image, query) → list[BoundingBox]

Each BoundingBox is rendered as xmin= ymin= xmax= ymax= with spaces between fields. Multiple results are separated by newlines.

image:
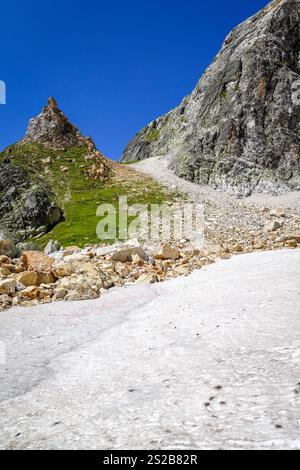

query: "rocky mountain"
xmin=22 ymin=97 xmax=88 ymax=149
xmin=0 ymin=99 xmax=110 ymax=242
xmin=122 ymin=0 xmax=300 ymax=196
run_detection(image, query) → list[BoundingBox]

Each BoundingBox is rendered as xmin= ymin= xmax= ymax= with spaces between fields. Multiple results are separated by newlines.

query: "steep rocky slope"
xmin=0 ymin=160 xmax=62 ymax=239
xmin=122 ymin=0 xmax=300 ymax=196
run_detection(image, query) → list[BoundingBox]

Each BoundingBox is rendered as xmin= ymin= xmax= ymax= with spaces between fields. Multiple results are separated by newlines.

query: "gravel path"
xmin=133 ymin=156 xmax=240 ymax=209
xmin=133 ymin=156 xmax=300 ymax=212
xmin=0 ymin=249 xmax=299 ymax=450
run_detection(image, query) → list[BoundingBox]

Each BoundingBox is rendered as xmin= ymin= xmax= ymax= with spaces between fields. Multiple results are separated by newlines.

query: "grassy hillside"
xmin=0 ymin=143 xmax=182 ymax=247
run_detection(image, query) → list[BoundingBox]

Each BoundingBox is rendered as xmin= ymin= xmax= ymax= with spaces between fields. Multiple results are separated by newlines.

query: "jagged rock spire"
xmin=22 ymin=97 xmax=87 ymax=149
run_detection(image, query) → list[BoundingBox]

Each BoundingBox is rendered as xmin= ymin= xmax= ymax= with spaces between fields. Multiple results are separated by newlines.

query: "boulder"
xmin=135 ymin=273 xmax=158 ymax=284
xmin=53 ymin=287 xmax=68 ymax=300
xmin=16 ymin=271 xmax=38 ymax=287
xmin=264 ymin=220 xmax=283 ymax=233
xmin=114 ymin=263 xmax=130 ymax=278
xmin=16 ymin=242 xmax=42 ymax=256
xmin=112 ymin=247 xmax=149 ymax=263
xmin=19 ymin=286 xmax=39 ymax=300
xmin=155 ymin=244 xmax=180 ymax=260
xmin=173 ymin=266 xmax=190 ymax=276
xmin=0 ymin=279 xmax=16 ymax=295
xmin=270 ymin=207 xmax=286 ymax=218
xmin=0 ymin=255 xmax=10 ymax=266
xmin=52 ymin=263 xmax=75 ymax=278
xmin=36 ymin=271 xmax=56 ymax=285
xmin=232 ymin=244 xmax=244 ymax=253
xmin=63 ymin=253 xmax=90 ymax=263
xmin=22 ymin=251 xmax=54 ymax=272
xmin=132 ymin=253 xmax=144 ymax=265
xmin=63 ymin=246 xmax=81 ymax=257
xmin=0 ymin=294 xmax=12 ymax=310
xmin=284 ymin=233 xmax=300 ymax=244
xmin=57 ymin=275 xmax=102 ymax=302
xmin=44 ymin=240 xmax=62 ymax=255
xmin=0 ymin=230 xmax=17 ymax=258
xmin=285 ymin=239 xmax=298 ymax=248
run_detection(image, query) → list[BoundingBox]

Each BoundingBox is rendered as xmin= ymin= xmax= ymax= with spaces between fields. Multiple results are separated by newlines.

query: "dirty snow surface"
xmin=0 ymin=249 xmax=299 ymax=450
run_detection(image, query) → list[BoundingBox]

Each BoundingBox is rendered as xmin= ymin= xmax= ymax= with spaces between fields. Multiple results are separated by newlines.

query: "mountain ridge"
xmin=121 ymin=0 xmax=300 ymax=196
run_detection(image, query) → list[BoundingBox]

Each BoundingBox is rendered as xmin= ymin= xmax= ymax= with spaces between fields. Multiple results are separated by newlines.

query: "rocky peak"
xmin=22 ymin=97 xmax=88 ymax=149
xmin=122 ymin=0 xmax=300 ymax=196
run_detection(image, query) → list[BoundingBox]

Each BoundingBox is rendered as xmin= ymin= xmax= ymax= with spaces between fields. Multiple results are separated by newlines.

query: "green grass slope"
xmin=0 ymin=143 xmax=182 ymax=247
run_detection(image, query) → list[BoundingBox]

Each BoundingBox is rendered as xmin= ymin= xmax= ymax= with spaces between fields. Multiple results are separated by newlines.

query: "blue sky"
xmin=0 ymin=0 xmax=268 ymax=160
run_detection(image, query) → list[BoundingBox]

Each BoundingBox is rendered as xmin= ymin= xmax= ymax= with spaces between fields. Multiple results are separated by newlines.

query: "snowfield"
xmin=0 ymin=249 xmax=299 ymax=450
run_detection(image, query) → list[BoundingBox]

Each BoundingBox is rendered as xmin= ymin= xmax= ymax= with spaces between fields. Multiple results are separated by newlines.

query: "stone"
xmin=44 ymin=240 xmax=62 ymax=256
xmin=22 ymin=251 xmax=54 ymax=272
xmin=284 ymin=233 xmax=300 ymax=244
xmin=0 ymin=267 xmax=11 ymax=277
xmin=20 ymin=286 xmax=39 ymax=300
xmin=36 ymin=271 xmax=56 ymax=285
xmin=264 ymin=220 xmax=283 ymax=233
xmin=0 ymin=230 xmax=17 ymax=258
xmin=53 ymin=287 xmax=68 ymax=300
xmin=52 ymin=263 xmax=74 ymax=278
xmin=48 ymin=251 xmax=64 ymax=263
xmin=16 ymin=282 xmax=26 ymax=292
xmin=0 ymin=255 xmax=10 ymax=265
xmin=114 ymin=263 xmax=129 ymax=278
xmin=76 ymin=262 xmax=99 ymax=278
xmin=94 ymin=244 xmax=122 ymax=257
xmin=232 ymin=244 xmax=244 ymax=253
xmin=155 ymin=244 xmax=180 ymax=260
xmin=285 ymin=239 xmax=298 ymax=248
xmin=0 ymin=294 xmax=12 ymax=310
xmin=0 ymin=279 xmax=16 ymax=295
xmin=63 ymin=246 xmax=81 ymax=257
xmin=112 ymin=247 xmax=149 ymax=263
xmin=2 ymin=263 xmax=21 ymax=274
xmin=38 ymin=288 xmax=52 ymax=302
xmin=174 ymin=266 xmax=190 ymax=276
xmin=63 ymin=253 xmax=90 ymax=264
xmin=132 ymin=253 xmax=144 ymax=265
xmin=16 ymin=271 xmax=38 ymax=287
xmin=57 ymin=275 xmax=102 ymax=302
xmin=135 ymin=273 xmax=158 ymax=284
xmin=270 ymin=207 xmax=286 ymax=218
xmin=121 ymin=0 xmax=300 ymax=195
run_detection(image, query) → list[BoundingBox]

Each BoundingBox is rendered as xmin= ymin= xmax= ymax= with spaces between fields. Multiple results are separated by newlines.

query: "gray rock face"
xmin=44 ymin=239 xmax=62 ymax=256
xmin=0 ymin=229 xmax=17 ymax=258
xmin=0 ymin=161 xmax=63 ymax=241
xmin=122 ymin=0 xmax=300 ymax=196
xmin=22 ymin=97 xmax=87 ymax=149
